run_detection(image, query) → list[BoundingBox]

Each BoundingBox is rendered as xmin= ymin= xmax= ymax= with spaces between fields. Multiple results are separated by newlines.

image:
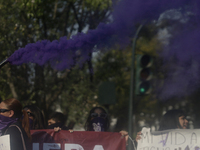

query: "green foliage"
xmin=0 ymin=0 xmax=112 ymax=128
xmin=85 ymin=0 xmax=112 ymax=10
xmin=1 ymin=0 xmax=195 ymax=134
xmin=91 ymin=22 xmax=167 ymax=132
xmin=93 ymin=48 xmax=131 ymax=131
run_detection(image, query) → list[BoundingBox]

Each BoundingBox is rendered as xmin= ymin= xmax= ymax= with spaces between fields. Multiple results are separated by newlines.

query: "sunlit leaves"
xmin=85 ymin=0 xmax=112 ymax=10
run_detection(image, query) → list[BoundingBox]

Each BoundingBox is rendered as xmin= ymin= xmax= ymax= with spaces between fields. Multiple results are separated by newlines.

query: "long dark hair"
xmin=3 ymin=98 xmax=31 ymax=139
xmin=159 ymin=109 xmax=187 ymax=131
xmin=84 ymin=107 xmax=110 ymax=131
xmin=23 ymin=105 xmax=46 ymax=129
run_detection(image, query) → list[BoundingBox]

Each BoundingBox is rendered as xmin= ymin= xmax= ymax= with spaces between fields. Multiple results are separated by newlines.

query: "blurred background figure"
xmin=23 ymin=105 xmax=46 ymax=129
xmin=47 ymin=112 xmax=68 ymax=130
xmin=158 ymin=109 xmax=188 ymax=131
xmin=136 ymin=109 xmax=189 ymax=142
xmin=0 ymin=98 xmax=31 ymax=150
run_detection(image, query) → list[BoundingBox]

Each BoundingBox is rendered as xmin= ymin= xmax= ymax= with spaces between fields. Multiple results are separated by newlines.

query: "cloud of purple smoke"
xmin=159 ymin=25 xmax=200 ymax=99
xmin=8 ymin=0 xmax=191 ymax=69
xmin=7 ymin=0 xmax=200 ymax=99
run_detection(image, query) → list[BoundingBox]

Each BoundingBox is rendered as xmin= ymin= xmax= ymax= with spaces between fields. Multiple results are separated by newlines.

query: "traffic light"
xmin=135 ymin=54 xmax=152 ymax=95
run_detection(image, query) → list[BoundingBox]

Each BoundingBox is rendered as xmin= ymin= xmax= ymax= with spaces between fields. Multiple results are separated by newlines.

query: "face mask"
xmin=47 ymin=122 xmax=64 ymax=129
xmin=0 ymin=114 xmax=17 ymax=135
xmin=29 ymin=118 xmax=33 ymax=130
xmin=21 ymin=115 xmax=33 ymax=129
xmin=89 ymin=117 xmax=106 ymax=132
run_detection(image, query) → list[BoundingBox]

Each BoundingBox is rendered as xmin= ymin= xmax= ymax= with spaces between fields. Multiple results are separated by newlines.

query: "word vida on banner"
xmin=137 ymin=127 xmax=200 ymax=150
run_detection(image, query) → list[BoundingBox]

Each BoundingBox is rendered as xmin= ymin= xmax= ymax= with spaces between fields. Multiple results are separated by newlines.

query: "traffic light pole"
xmin=128 ymin=24 xmax=143 ymax=150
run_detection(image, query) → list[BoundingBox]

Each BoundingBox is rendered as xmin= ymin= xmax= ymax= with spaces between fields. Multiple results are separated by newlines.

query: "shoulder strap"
xmin=4 ymin=124 xmax=27 ymax=150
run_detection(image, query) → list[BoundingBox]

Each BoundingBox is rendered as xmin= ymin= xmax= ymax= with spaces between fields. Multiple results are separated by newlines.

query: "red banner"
xmin=31 ymin=130 xmax=126 ymax=150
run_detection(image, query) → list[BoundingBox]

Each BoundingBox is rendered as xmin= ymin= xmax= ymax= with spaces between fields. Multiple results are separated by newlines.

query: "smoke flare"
xmin=0 ymin=59 xmax=9 ymax=69
xmin=7 ymin=0 xmax=192 ymax=70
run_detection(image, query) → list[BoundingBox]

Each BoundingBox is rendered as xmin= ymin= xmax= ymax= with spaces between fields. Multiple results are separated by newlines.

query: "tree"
xmin=92 ymin=23 xmax=163 ymax=132
xmin=0 ymin=0 xmax=112 ymax=126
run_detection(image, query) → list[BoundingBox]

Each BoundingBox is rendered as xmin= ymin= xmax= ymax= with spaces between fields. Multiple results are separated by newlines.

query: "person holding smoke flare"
xmin=0 ymin=98 xmax=31 ymax=150
xmin=136 ymin=109 xmax=189 ymax=142
xmin=23 ymin=104 xmax=46 ymax=130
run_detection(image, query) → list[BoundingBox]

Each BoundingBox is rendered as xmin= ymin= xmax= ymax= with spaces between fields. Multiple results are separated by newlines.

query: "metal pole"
xmin=128 ymin=24 xmax=143 ymax=150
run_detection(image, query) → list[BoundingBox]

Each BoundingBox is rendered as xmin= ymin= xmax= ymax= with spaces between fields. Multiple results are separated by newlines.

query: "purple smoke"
xmin=159 ymin=26 xmax=200 ymax=99
xmin=7 ymin=0 xmax=200 ymax=99
xmin=8 ymin=0 xmax=191 ymax=69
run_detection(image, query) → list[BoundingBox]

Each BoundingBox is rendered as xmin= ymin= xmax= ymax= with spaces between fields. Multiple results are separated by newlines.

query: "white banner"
xmin=137 ymin=127 xmax=200 ymax=150
xmin=0 ymin=135 xmax=10 ymax=150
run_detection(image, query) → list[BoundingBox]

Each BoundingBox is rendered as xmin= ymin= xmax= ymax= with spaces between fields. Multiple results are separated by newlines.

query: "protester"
xmin=84 ymin=107 xmax=110 ymax=132
xmin=23 ymin=104 xmax=46 ymax=129
xmin=84 ymin=106 xmax=128 ymax=143
xmin=136 ymin=109 xmax=189 ymax=142
xmin=158 ymin=109 xmax=188 ymax=130
xmin=47 ymin=112 xmax=69 ymax=131
xmin=0 ymin=98 xmax=31 ymax=150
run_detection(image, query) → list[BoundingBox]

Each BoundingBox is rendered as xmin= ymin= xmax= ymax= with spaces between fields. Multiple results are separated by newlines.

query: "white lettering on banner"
xmin=43 ymin=143 xmax=61 ymax=150
xmin=93 ymin=145 xmax=104 ymax=150
xmin=32 ymin=143 xmax=105 ymax=150
xmin=65 ymin=144 xmax=84 ymax=150
xmin=137 ymin=127 xmax=200 ymax=150
xmin=33 ymin=143 xmax=61 ymax=150
xmin=32 ymin=143 xmax=39 ymax=150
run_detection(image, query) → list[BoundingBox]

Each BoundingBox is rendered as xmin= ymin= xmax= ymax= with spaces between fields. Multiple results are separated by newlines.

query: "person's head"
xmin=23 ymin=105 xmax=46 ymax=129
xmin=48 ymin=112 xmax=66 ymax=126
xmin=0 ymin=98 xmax=23 ymax=118
xmin=47 ymin=112 xmax=67 ymax=129
xmin=0 ymin=98 xmax=31 ymax=138
xmin=84 ymin=107 xmax=110 ymax=132
xmin=159 ymin=109 xmax=188 ymax=131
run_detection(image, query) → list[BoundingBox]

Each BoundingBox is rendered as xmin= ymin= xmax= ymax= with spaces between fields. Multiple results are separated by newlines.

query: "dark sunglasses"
xmin=91 ymin=113 xmax=107 ymax=118
xmin=27 ymin=112 xmax=34 ymax=117
xmin=0 ymin=109 xmax=10 ymax=113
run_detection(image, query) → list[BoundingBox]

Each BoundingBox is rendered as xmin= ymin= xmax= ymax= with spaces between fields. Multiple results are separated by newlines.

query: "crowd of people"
xmin=0 ymin=98 xmax=129 ymax=150
xmin=0 ymin=98 xmax=189 ymax=150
